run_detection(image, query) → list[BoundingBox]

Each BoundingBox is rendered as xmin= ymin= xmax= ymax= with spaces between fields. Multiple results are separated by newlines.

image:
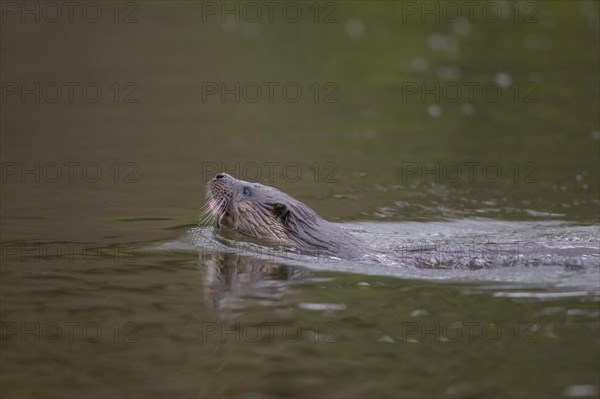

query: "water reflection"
xmin=199 ymin=252 xmax=308 ymax=310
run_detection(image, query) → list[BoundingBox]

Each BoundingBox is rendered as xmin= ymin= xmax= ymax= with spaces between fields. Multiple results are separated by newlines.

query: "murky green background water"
xmin=1 ymin=1 xmax=599 ymax=398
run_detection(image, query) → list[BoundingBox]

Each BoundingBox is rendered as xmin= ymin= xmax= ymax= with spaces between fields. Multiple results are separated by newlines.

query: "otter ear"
xmin=273 ymin=203 xmax=290 ymax=222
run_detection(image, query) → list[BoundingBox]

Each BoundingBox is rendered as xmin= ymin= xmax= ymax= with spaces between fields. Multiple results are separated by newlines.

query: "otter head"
xmin=206 ymin=173 xmax=310 ymax=245
xmin=204 ymin=173 xmax=366 ymax=258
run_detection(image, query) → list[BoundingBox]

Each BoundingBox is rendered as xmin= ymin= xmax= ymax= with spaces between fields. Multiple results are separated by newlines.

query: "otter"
xmin=203 ymin=173 xmax=368 ymax=259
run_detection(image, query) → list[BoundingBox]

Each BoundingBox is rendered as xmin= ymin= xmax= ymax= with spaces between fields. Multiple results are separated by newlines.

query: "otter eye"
xmin=242 ymin=187 xmax=251 ymax=196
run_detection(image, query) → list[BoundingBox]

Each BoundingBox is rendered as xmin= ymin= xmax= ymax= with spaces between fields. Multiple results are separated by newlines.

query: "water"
xmin=1 ymin=1 xmax=599 ymax=398
xmin=186 ymin=219 xmax=599 ymax=289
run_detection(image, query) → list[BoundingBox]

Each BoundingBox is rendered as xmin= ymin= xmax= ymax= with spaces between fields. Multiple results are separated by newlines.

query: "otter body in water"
xmin=205 ymin=173 xmax=367 ymax=259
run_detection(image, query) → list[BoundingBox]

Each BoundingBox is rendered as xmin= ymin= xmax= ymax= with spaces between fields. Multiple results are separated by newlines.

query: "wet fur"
xmin=205 ymin=173 xmax=366 ymax=259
